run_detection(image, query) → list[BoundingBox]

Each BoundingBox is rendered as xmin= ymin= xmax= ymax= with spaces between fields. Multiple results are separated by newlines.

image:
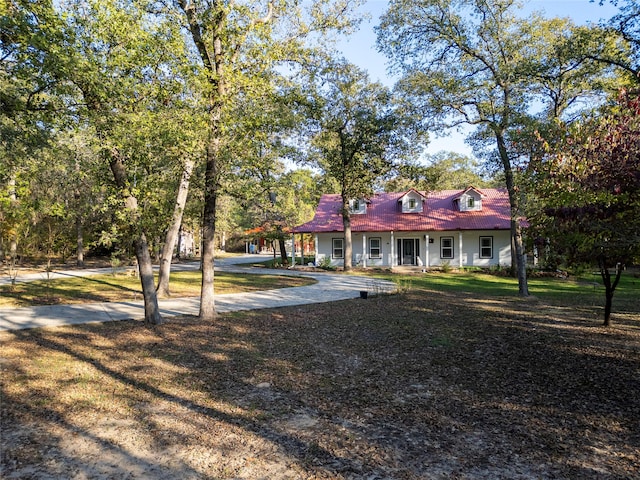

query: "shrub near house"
xmin=292 ymin=187 xmax=514 ymax=269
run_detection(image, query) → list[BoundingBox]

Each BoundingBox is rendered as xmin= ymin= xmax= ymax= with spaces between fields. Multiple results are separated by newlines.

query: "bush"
xmin=317 ymin=257 xmax=336 ymax=271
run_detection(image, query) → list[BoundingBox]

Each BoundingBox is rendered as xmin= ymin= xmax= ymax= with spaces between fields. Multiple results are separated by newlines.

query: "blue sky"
xmin=335 ymin=0 xmax=622 ymax=157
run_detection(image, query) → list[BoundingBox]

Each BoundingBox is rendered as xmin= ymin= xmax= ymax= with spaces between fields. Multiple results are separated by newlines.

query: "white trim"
xmin=390 ymin=231 xmax=395 ymax=267
xmin=425 ymin=235 xmax=430 ymax=268
xmin=362 ymin=234 xmax=367 ymax=268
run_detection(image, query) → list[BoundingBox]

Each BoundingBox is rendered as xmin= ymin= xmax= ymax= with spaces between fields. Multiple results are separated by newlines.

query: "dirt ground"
xmin=1 ymin=287 xmax=639 ymax=479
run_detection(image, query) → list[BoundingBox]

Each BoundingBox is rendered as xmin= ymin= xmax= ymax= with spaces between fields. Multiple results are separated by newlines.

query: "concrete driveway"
xmin=0 ymin=255 xmax=396 ymax=331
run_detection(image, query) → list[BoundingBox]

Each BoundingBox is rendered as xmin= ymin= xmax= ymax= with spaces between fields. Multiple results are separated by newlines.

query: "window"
xmin=441 ymin=237 xmax=454 ymax=259
xmin=332 ymin=238 xmax=344 ymax=258
xmin=480 ymin=236 xmax=493 ymax=259
xmin=350 ymin=199 xmax=366 ymax=214
xmin=369 ymin=237 xmax=381 ymax=258
xmin=467 ymin=197 xmax=475 ymax=208
xmin=409 ymin=198 xmax=416 ymax=209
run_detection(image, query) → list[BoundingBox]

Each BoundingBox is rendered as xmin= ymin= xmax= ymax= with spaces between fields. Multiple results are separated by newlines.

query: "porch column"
xmin=314 ymin=234 xmax=319 ymax=266
xmin=362 ymin=234 xmax=367 ymax=268
xmin=300 ymin=233 xmax=304 ymax=265
xmin=390 ymin=231 xmax=395 ymax=267
xmin=459 ymin=231 xmax=463 ymax=268
xmin=291 ymin=233 xmax=296 ymax=266
xmin=425 ymin=235 xmax=430 ymax=269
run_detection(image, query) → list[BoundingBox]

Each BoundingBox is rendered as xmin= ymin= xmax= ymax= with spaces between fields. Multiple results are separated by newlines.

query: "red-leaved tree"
xmin=537 ymin=90 xmax=640 ymax=326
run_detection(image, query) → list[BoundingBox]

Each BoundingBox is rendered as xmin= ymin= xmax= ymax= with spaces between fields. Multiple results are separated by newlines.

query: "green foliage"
xmin=376 ymin=0 xmax=628 ymax=296
xmin=440 ymin=261 xmax=452 ymax=273
xmin=386 ymin=152 xmax=490 ymax=192
xmin=532 ymin=91 xmax=640 ymax=324
xmin=307 ymin=60 xmax=424 ymax=201
xmin=592 ymin=0 xmax=640 ymax=84
xmin=535 ymin=92 xmax=640 ymax=269
xmin=393 ymin=277 xmax=412 ymax=294
xmin=317 ymin=256 xmax=336 ymax=271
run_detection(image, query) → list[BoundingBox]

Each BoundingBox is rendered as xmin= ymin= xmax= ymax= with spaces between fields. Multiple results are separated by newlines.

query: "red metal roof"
xmin=292 ymin=189 xmax=512 ymax=233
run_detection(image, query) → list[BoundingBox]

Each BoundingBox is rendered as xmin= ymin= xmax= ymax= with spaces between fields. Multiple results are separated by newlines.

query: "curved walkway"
xmin=0 ymin=255 xmax=396 ymax=331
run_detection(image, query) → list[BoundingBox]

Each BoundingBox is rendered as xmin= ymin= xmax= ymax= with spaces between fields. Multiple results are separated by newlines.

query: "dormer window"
xmin=399 ymin=189 xmax=425 ymax=213
xmin=349 ymin=198 xmax=367 ymax=214
xmin=455 ymin=187 xmax=484 ymax=212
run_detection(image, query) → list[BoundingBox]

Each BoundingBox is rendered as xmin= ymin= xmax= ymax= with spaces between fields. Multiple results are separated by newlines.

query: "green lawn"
xmin=0 ymin=270 xmax=317 ymax=307
xmin=2 ymin=264 xmax=638 ymax=319
xmin=381 ymin=270 xmax=640 ymax=316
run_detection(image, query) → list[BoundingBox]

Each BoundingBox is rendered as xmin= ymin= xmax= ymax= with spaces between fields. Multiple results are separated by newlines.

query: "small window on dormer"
xmin=353 ymin=199 xmax=360 ymax=211
xmin=409 ymin=198 xmax=416 ymax=209
xmin=468 ymin=197 xmax=475 ymax=208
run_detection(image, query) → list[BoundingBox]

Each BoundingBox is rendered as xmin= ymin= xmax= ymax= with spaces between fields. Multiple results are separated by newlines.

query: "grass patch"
xmin=0 ymin=271 xmax=316 ymax=307
xmin=381 ymin=270 xmax=640 ymax=315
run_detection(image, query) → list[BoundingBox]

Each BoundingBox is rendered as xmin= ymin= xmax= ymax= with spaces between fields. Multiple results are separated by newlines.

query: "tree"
xmin=236 ymin=166 xmax=323 ymax=265
xmin=535 ymin=91 xmax=640 ymax=326
xmin=0 ymin=0 xmax=61 ymax=263
xmin=152 ymin=107 xmax=204 ymax=298
xmin=385 ymin=151 xmax=490 ymax=192
xmin=60 ymin=0 xmax=193 ymax=324
xmin=579 ymin=0 xmax=640 ymax=84
xmin=378 ymin=0 xmax=532 ymax=293
xmin=377 ymin=0 xmax=620 ymax=295
xmin=308 ymin=60 xmax=424 ymax=270
xmin=173 ymin=0 xmax=362 ymax=319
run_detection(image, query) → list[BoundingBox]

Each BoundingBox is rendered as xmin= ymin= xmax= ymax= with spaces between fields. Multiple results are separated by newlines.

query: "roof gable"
xmin=454 ymin=186 xmax=485 ymax=212
xmin=398 ymin=189 xmax=426 ymax=213
xmin=454 ymin=186 xmax=486 ymax=199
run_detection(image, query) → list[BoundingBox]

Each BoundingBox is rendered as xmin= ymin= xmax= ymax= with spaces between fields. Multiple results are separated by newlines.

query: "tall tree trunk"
xmin=76 ymin=214 xmax=84 ymax=267
xmin=157 ymin=158 xmax=195 ymax=297
xmin=599 ymin=255 xmax=622 ymax=327
xmin=276 ymin=226 xmax=289 ymax=265
xmin=513 ymin=220 xmax=528 ymax=296
xmin=179 ymin=0 xmax=226 ymax=321
xmin=496 ymin=129 xmax=529 ymax=296
xmin=109 ymin=155 xmax=163 ymax=325
xmin=199 ymin=136 xmax=219 ymax=321
xmin=74 ymin=156 xmax=84 ymax=267
xmin=8 ymin=176 xmax=18 ymax=260
xmin=199 ymin=194 xmax=216 ymax=320
xmin=136 ymin=233 xmax=162 ymax=324
xmin=278 ymin=238 xmax=288 ymax=265
xmin=342 ymin=206 xmax=352 ymax=272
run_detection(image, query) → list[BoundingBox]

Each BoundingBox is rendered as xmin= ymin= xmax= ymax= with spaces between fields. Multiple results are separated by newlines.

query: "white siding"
xmin=399 ymin=191 xmax=424 ymax=213
xmin=349 ymin=199 xmax=367 ymax=215
xmin=458 ymin=192 xmax=483 ymax=212
xmin=314 ymin=231 xmax=511 ymax=268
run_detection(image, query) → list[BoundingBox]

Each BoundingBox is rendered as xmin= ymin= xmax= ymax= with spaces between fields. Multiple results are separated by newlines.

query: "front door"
xmin=397 ymin=238 xmax=420 ymax=265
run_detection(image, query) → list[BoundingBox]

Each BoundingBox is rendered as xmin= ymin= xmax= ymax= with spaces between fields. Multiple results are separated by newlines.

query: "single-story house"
xmin=291 ymin=187 xmax=514 ymax=269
